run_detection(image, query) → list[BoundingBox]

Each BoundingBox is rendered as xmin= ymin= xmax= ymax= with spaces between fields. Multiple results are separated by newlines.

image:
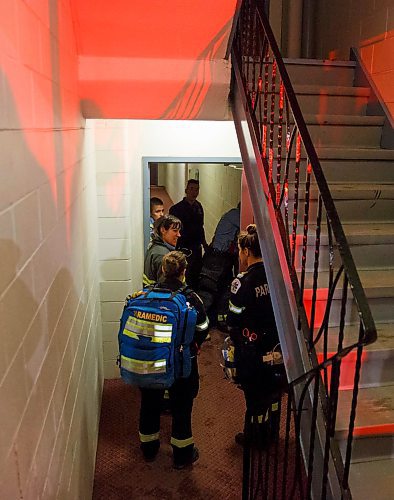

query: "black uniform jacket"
xmin=227 ymin=261 xmax=279 ymax=354
xmin=156 ymin=277 xmax=209 ymax=354
xmin=169 ymin=198 xmax=205 ymax=250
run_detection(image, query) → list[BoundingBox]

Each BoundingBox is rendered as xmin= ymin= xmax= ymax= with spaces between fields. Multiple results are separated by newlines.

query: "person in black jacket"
xmin=139 ymin=251 xmax=209 ymax=469
xmin=226 ymin=224 xmax=283 ymax=448
xmin=169 ymin=179 xmax=208 ymax=289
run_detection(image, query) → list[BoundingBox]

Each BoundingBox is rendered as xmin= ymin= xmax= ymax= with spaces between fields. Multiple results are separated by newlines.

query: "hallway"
xmin=92 ymin=330 xmax=244 ymax=499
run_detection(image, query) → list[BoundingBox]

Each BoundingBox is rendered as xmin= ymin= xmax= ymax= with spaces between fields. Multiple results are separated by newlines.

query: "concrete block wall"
xmin=315 ymin=0 xmax=394 ymax=118
xmin=95 ymin=121 xmax=133 ymax=379
xmin=91 ymin=120 xmax=241 ymax=378
xmin=0 ymin=2 xmax=102 ymax=499
xmin=160 ymin=163 xmax=187 ymax=205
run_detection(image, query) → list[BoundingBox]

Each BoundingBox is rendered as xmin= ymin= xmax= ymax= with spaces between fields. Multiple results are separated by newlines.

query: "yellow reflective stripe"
xmin=139 ymin=431 xmax=160 ymax=443
xmin=127 ymin=316 xmax=172 ymax=331
xmin=123 ymin=328 xmax=139 ymax=340
xmin=125 ymin=317 xmax=173 ymax=343
xmin=272 ymin=402 xmax=279 ymax=412
xmin=121 ymin=355 xmax=167 ymax=374
xmin=123 ymin=328 xmax=172 ymax=343
xmin=170 ymin=436 xmax=194 ymax=448
xmin=143 ymin=274 xmax=155 ymax=285
xmin=196 ymin=318 xmax=209 ymax=331
xmin=252 ymin=412 xmax=269 ymax=424
xmin=229 ymin=301 xmax=244 ymax=314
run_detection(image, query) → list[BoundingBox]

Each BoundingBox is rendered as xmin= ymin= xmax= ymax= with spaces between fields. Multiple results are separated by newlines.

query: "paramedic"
xmin=226 ymin=224 xmax=282 ymax=448
xmin=139 ymin=251 xmax=209 ymax=468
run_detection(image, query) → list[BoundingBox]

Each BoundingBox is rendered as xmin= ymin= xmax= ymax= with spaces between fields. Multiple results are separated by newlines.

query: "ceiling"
xmin=70 ymin=0 xmax=238 ymax=119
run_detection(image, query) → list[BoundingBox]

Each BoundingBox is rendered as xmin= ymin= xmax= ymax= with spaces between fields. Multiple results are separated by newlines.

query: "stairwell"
xmin=285 ymin=58 xmax=394 ymax=499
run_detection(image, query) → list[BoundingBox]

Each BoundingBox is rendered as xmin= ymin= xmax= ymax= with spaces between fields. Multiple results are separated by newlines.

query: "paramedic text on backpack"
xmin=226 ymin=224 xmax=284 ymax=449
xmin=139 ymin=251 xmax=209 ymax=468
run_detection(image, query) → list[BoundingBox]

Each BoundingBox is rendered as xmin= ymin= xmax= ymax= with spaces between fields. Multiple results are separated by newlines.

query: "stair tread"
xmin=316 ymin=323 xmax=394 ymax=353
xmin=303 ymin=222 xmax=394 ymax=246
xmin=306 ymin=147 xmax=394 ymax=160
xmin=303 ymin=114 xmax=385 ymax=125
xmin=305 ymin=269 xmax=394 ymax=296
xmin=350 ymin=458 xmax=394 ymax=500
xmin=336 ymin=384 xmax=394 ymax=431
xmin=294 ymin=84 xmax=370 ymax=96
xmin=284 ymin=58 xmax=356 ymax=68
xmin=341 ymin=223 xmax=394 ymax=243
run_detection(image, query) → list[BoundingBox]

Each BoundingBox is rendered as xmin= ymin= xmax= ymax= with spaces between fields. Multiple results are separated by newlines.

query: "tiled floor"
xmin=92 ymin=330 xmax=244 ymax=499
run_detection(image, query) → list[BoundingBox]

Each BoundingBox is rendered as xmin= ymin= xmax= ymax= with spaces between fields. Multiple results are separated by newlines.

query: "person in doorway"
xmin=169 ymin=179 xmax=208 ymax=289
xmin=143 ymin=214 xmax=182 ymax=286
xmin=226 ymin=224 xmax=284 ymax=449
xmin=139 ymin=251 xmax=209 ymax=468
xmin=149 ymin=197 xmax=164 ymax=241
xmin=197 ymin=203 xmax=240 ymax=326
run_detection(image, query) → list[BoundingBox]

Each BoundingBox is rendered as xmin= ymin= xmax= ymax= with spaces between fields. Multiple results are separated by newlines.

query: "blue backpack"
xmin=118 ymin=287 xmax=197 ymax=389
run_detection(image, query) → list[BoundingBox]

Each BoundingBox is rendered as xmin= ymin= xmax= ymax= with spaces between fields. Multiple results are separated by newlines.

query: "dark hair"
xmin=162 ymin=251 xmax=187 ymax=279
xmin=238 ymin=224 xmax=261 ymax=257
xmin=186 ymin=179 xmax=199 ymax=188
xmin=154 ymin=214 xmax=182 ymax=237
xmin=150 ymin=197 xmax=163 ymax=213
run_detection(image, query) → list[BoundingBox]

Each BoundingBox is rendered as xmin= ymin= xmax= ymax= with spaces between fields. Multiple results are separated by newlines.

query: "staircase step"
xmin=294 ymin=85 xmax=370 ymax=97
xmin=287 ymin=184 xmax=394 ymax=222
xmin=315 ymin=147 xmax=394 ymax=160
xmin=304 ymin=269 xmax=394 ymax=298
xmin=284 ymin=58 xmax=356 ymax=87
xmin=302 ymin=269 xmax=394 ymax=325
xmin=285 ymin=148 xmax=394 ymax=183
xmin=271 ymin=85 xmax=370 ymax=116
xmin=335 ymin=385 xmax=394 ymax=462
xmin=349 ymin=458 xmax=394 ymax=500
xmin=305 ymin=119 xmax=383 ymax=148
xmin=294 ymin=223 xmax=394 ymax=270
xmin=315 ymin=323 xmax=394 ymax=387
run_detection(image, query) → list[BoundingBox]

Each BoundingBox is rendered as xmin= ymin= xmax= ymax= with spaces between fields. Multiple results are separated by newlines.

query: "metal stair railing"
xmin=229 ymin=0 xmax=378 ymax=498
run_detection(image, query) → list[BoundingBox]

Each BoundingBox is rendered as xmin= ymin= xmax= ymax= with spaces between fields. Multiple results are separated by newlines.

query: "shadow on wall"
xmin=0 ymin=53 xmax=99 ymax=499
xmin=160 ymin=18 xmax=233 ymax=120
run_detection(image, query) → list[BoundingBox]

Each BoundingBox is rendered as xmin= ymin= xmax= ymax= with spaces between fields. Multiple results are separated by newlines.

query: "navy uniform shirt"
xmin=169 ymin=198 xmax=205 ymax=250
xmin=227 ymin=261 xmax=279 ymax=353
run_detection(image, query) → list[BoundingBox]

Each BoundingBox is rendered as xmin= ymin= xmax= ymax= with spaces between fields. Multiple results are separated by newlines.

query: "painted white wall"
xmin=160 ymin=163 xmax=187 ymax=204
xmin=194 ymin=163 xmax=242 ymax=243
xmin=91 ymin=120 xmax=241 ymax=378
xmin=0 ymin=3 xmax=102 ymax=499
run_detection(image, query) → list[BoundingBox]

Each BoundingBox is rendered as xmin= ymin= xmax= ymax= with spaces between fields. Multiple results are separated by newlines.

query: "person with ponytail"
xmin=139 ymin=251 xmax=209 ymax=469
xmin=226 ymin=224 xmax=282 ymax=449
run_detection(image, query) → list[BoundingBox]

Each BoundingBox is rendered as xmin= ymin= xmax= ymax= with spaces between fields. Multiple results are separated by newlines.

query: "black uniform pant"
xmin=139 ymin=357 xmax=200 ymax=463
xmin=237 ymin=345 xmax=282 ymax=445
xmin=197 ymin=249 xmax=237 ymax=323
xmin=185 ymin=245 xmax=202 ymax=290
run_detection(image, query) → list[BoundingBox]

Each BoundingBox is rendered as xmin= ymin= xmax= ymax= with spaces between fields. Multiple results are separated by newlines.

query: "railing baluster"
xmin=299 ymin=161 xmax=313 ymax=306
xmin=307 ymin=374 xmax=320 ymax=499
xmin=291 ymin=132 xmax=301 ymax=267
xmin=276 ymin=81 xmax=284 ymax=207
xmin=343 ymin=323 xmax=365 ymax=491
